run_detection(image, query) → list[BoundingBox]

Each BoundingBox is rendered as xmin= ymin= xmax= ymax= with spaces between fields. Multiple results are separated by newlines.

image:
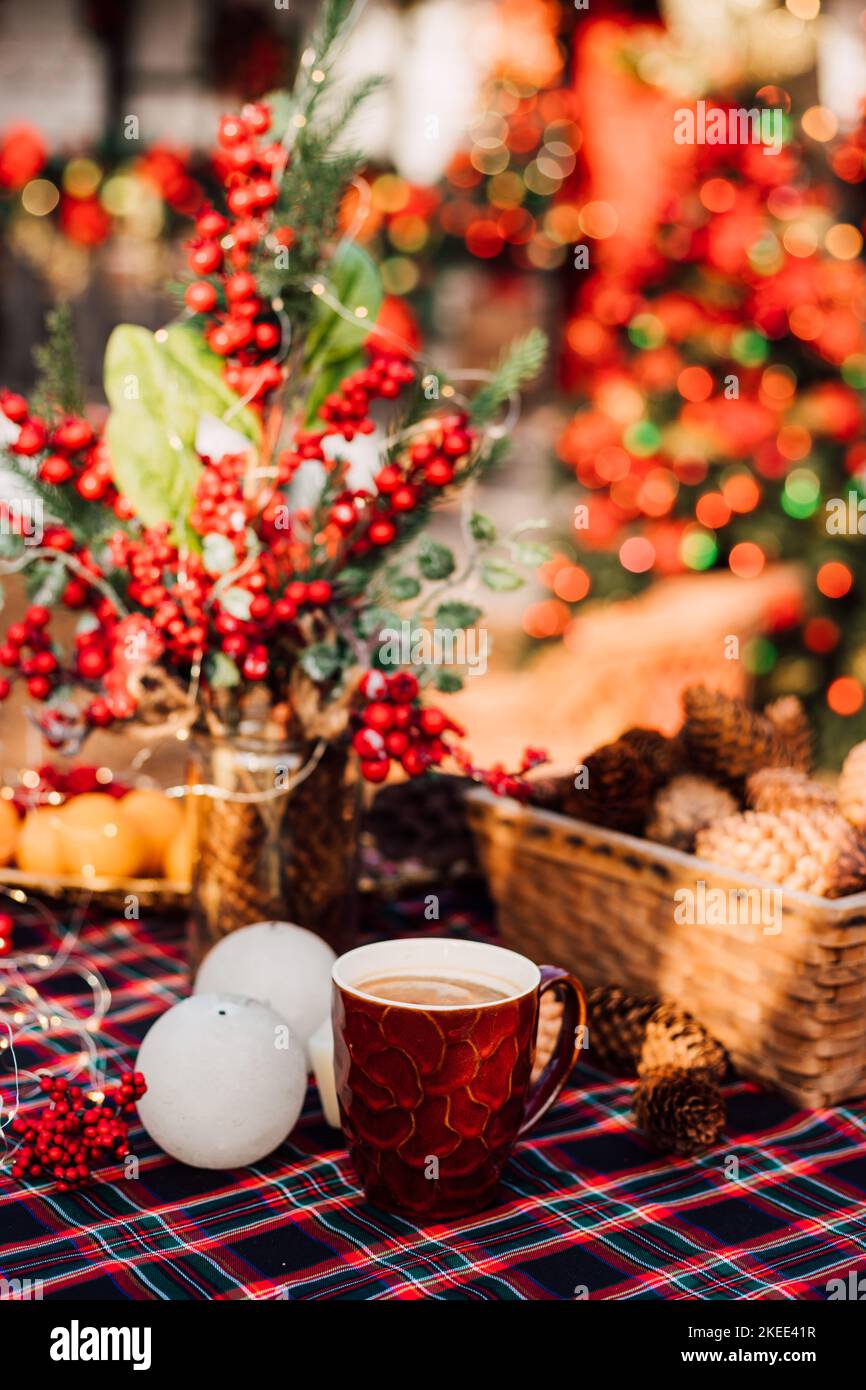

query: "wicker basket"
xmin=466 ymin=787 xmax=866 ymax=1108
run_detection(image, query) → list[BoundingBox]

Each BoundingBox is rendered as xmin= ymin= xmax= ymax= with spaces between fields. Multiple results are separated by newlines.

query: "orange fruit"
xmin=0 ymin=798 xmax=20 ymax=866
xmin=120 ymin=789 xmax=185 ymax=875
xmin=164 ymin=826 xmax=194 ymax=884
xmin=59 ymin=794 xmax=146 ymax=878
xmin=16 ymin=809 xmax=66 ymax=875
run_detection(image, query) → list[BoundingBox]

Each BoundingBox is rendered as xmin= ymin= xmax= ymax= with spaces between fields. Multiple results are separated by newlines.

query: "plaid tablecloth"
xmin=2 ymin=903 xmax=866 ymax=1301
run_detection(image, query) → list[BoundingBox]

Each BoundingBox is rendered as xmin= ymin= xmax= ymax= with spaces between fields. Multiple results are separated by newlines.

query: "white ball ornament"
xmin=194 ymin=921 xmax=336 ymax=1053
xmin=135 ymin=993 xmax=306 ymax=1169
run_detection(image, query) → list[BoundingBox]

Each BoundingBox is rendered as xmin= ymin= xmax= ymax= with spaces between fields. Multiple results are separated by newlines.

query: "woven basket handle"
xmin=520 ymin=966 xmax=586 ymax=1136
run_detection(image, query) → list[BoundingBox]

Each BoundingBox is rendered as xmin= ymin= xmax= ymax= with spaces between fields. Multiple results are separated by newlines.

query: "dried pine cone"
xmin=764 ymin=695 xmax=813 ymax=772
xmin=746 ymin=767 xmax=836 ymax=817
xmin=639 ymin=1004 xmax=727 ymax=1082
xmin=587 ymin=985 xmax=658 ymax=1075
xmin=617 ymin=727 xmax=684 ymax=784
xmin=527 ymin=746 xmax=655 ymax=833
xmin=837 ymin=740 xmax=866 ymax=831
xmin=681 ymin=686 xmax=795 ymax=788
xmin=634 ymin=1068 xmax=726 ymax=1156
xmin=646 ymin=774 xmax=738 ymax=852
xmin=695 ymin=807 xmax=866 ymax=897
xmin=572 ymin=738 xmax=658 ymax=833
xmin=527 ymin=773 xmax=574 ymax=814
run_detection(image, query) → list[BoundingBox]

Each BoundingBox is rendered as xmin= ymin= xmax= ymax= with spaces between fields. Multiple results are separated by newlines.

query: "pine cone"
xmin=646 ymin=774 xmax=738 ymax=852
xmin=837 ymin=740 xmax=866 ymax=830
xmin=571 ymin=738 xmax=658 ymax=833
xmin=695 ymin=807 xmax=866 ymax=897
xmin=681 ymin=686 xmax=794 ymax=789
xmin=587 ymin=985 xmax=658 ymax=1075
xmin=639 ymin=1003 xmax=727 ymax=1082
xmin=746 ymin=767 xmax=836 ymax=817
xmin=634 ymin=1068 xmax=726 ymax=1156
xmin=764 ymin=695 xmax=813 ymax=772
xmin=527 ymin=773 xmax=574 ymax=814
xmin=617 ymin=727 xmax=684 ymax=784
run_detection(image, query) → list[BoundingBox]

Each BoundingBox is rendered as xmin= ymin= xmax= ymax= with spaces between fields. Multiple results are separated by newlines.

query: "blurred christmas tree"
xmin=552 ymin=96 xmax=866 ymax=766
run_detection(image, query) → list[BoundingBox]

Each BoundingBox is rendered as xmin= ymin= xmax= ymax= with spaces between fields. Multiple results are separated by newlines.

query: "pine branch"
xmin=31 ymin=304 xmax=85 ymax=420
xmin=0 ymin=448 xmax=111 ymax=543
xmin=469 ymin=329 xmax=547 ymax=427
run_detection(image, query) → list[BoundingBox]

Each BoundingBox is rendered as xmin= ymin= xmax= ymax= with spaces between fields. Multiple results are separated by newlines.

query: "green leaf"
xmin=103 ymin=323 xmax=260 ymax=540
xmin=418 ymin=538 xmax=455 ymax=580
xmin=207 ymin=652 xmax=240 ymax=688
xmin=202 ymin=533 xmax=238 ymax=575
xmin=357 ymin=605 xmax=399 ymax=639
xmin=221 ymin=587 xmax=253 ymax=620
xmin=511 ymin=540 xmax=552 ymax=566
xmin=390 ymin=574 xmax=422 ymax=600
xmin=470 ymin=512 xmax=497 ymax=543
xmin=300 ymin=642 xmax=344 ymax=682
xmin=434 ymin=600 xmax=482 ymax=629
xmin=304 ymin=242 xmax=382 ymax=370
xmin=435 ymin=670 xmax=464 ymax=693
xmin=481 ymin=559 xmax=524 ymax=592
xmin=338 ymin=567 xmax=369 ymax=596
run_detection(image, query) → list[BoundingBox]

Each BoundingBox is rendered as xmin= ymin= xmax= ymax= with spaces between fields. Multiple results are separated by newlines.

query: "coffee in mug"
xmin=332 ymin=937 xmax=586 ymax=1219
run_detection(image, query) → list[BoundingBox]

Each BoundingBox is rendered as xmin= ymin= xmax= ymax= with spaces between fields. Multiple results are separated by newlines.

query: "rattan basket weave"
xmin=466 ymin=787 xmax=866 ymax=1108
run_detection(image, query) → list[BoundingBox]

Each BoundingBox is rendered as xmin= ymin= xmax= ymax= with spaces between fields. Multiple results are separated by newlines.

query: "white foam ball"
xmin=194 ymin=921 xmax=336 ymax=1052
xmin=136 ymin=993 xmax=306 ymax=1169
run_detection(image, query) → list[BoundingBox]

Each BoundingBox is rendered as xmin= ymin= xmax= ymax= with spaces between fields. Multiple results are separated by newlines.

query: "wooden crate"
xmin=466 ymin=788 xmax=866 ymax=1108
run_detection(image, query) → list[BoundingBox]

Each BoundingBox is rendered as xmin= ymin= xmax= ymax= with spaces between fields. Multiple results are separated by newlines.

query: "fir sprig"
xmin=31 ymin=305 xmax=85 ymax=420
xmin=468 ymin=328 xmax=547 ymax=427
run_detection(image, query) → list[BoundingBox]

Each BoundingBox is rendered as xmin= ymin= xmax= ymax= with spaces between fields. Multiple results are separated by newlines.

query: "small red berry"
xmin=188 ymin=241 xmax=223 ymax=275
xmin=185 ymin=280 xmax=218 ymax=313
xmin=307 ymin=579 xmax=332 ymax=607
xmin=360 ymin=757 xmax=390 ymax=784
xmin=27 ymin=675 xmax=51 ymax=700
xmin=11 ymin=420 xmax=47 ymax=456
xmin=374 ymin=466 xmax=401 ymax=494
xmin=196 ymin=209 xmax=229 ymax=239
xmin=52 ymin=418 xmax=93 ymax=452
xmin=359 ymin=670 xmax=388 ymax=700
xmin=0 ymin=391 xmax=28 ymax=424
xmin=364 ymin=701 xmax=394 ymax=733
xmin=39 ymin=454 xmax=75 ymax=485
xmin=424 ymin=459 xmax=454 ymax=487
xmin=254 ymin=321 xmax=281 ymax=352
xmin=368 ymin=518 xmax=396 ymax=546
xmin=225 ymin=271 xmax=258 ymax=303
xmin=217 ymin=114 xmax=247 ymax=147
xmin=353 ymin=728 xmax=385 ymax=759
xmin=241 ymin=103 xmax=271 ymax=135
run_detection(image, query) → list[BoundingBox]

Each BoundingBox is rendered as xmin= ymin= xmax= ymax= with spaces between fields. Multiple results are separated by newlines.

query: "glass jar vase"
xmin=187 ymin=732 xmax=360 ymax=966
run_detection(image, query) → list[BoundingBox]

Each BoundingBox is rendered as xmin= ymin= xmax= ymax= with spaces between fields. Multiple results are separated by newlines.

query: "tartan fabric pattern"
xmin=2 ymin=910 xmax=866 ymax=1301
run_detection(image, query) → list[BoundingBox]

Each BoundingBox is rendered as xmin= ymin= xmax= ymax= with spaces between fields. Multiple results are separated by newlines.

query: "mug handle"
xmin=519 ymin=965 xmax=586 ymax=1136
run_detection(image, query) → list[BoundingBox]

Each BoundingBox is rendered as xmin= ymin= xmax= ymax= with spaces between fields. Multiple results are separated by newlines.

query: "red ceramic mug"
xmin=332 ymin=938 xmax=586 ymax=1219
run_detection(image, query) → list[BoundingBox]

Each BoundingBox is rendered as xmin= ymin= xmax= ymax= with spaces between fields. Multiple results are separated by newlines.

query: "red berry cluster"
xmin=183 ymin=102 xmax=289 ymax=402
xmin=0 ymin=391 xmax=126 ymax=511
xmin=0 ymin=603 xmax=57 ymax=703
xmin=10 ymin=1071 xmax=147 ymax=1191
xmin=9 ymin=763 xmax=126 ymax=813
xmin=353 ymin=670 xmax=464 ymax=783
xmin=453 ymin=745 xmax=548 ymax=801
